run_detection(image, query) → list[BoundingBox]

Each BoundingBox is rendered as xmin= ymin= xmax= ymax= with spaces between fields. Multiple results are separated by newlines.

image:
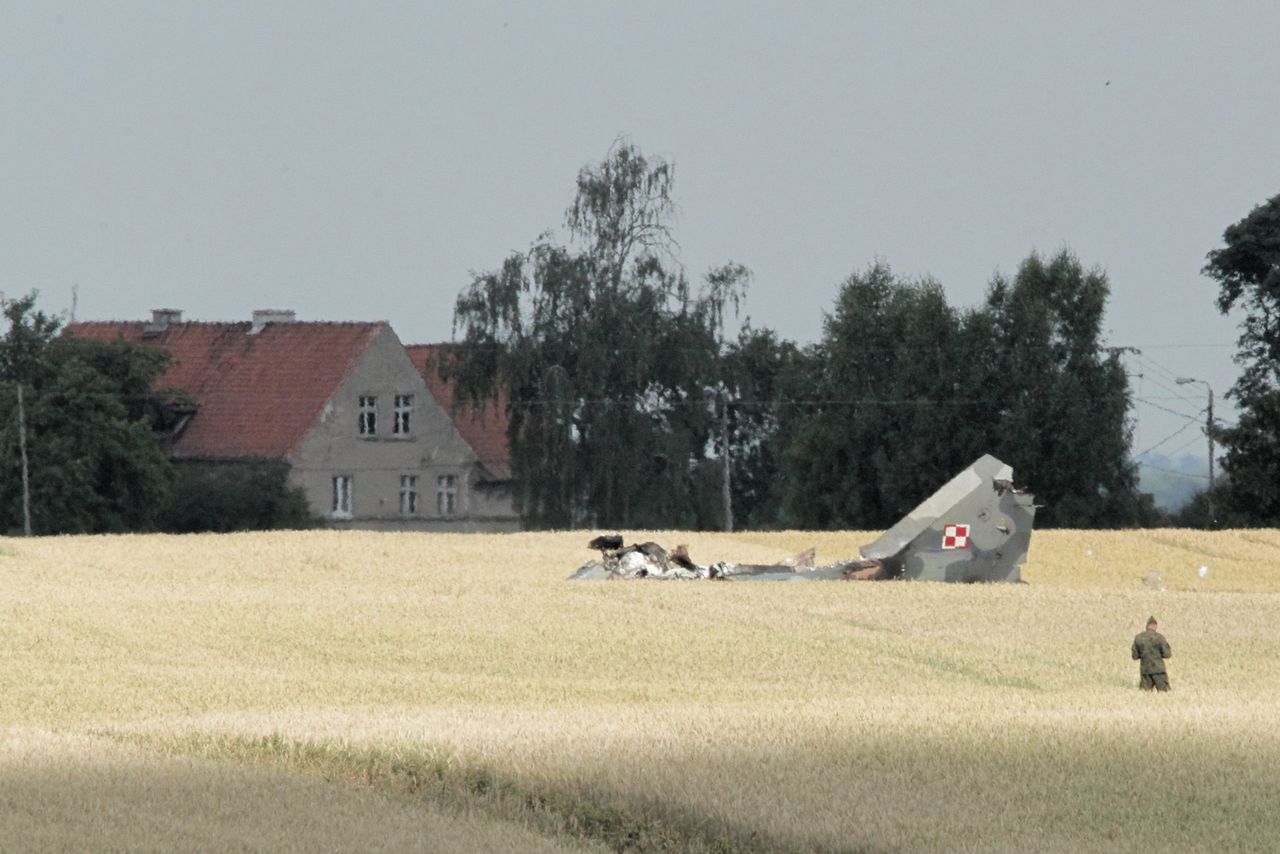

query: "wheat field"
xmin=2 ymin=529 xmax=1278 ymax=852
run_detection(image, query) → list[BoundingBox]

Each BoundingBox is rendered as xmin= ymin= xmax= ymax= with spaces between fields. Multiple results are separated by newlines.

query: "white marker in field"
xmin=1198 ymin=565 xmax=1209 ymax=578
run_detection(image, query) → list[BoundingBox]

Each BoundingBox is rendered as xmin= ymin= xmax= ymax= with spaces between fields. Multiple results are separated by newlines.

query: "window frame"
xmin=436 ymin=474 xmax=458 ymax=517
xmin=393 ymin=393 xmax=414 ymax=436
xmin=399 ymin=474 xmax=419 ymax=516
xmin=358 ymin=395 xmax=377 ymax=436
xmin=331 ymin=474 xmax=354 ymax=519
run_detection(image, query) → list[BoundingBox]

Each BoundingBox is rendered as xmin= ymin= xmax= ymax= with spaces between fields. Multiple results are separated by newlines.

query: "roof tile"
xmin=67 ymin=320 xmax=383 ymax=460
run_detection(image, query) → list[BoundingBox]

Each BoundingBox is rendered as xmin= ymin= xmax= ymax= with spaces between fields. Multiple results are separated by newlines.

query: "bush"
xmin=156 ymin=461 xmax=316 ymax=533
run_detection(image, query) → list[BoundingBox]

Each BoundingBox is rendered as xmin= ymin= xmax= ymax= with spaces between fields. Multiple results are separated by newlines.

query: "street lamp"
xmin=1176 ymin=377 xmax=1215 ymax=527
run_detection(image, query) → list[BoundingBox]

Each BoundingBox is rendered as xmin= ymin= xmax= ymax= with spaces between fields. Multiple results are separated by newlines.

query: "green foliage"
xmin=450 ymin=141 xmax=747 ymax=529
xmin=156 ymin=461 xmax=316 ymax=533
xmin=780 ymin=253 xmax=1146 ymax=529
xmin=975 ymin=251 xmax=1144 ymax=527
xmin=720 ymin=326 xmax=806 ymax=529
xmin=1203 ymin=192 xmax=1280 ymax=524
xmin=448 ymin=143 xmax=1146 ymax=531
xmin=1217 ymin=391 xmax=1280 ymax=524
xmin=0 ymin=293 xmax=174 ymax=534
xmin=0 ymin=293 xmax=61 ymax=383
xmin=782 ymin=262 xmax=985 ymax=528
xmin=1171 ymin=484 xmax=1244 ymax=529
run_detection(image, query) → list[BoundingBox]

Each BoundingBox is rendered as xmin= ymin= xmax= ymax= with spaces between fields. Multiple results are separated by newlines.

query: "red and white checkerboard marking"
xmin=942 ymin=524 xmax=970 ymax=549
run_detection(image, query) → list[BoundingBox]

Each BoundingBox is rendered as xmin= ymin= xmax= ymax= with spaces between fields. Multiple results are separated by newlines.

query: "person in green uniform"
xmin=1132 ymin=616 xmax=1172 ymax=691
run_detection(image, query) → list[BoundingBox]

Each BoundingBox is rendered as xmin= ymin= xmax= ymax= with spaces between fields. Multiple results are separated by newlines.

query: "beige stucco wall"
xmin=286 ymin=326 xmax=519 ymax=531
xmin=468 ymin=473 xmax=518 ymax=522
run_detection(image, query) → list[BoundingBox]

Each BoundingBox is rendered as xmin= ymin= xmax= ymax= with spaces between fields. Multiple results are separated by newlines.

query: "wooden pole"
xmin=17 ymin=383 xmax=32 ymax=536
xmin=720 ymin=391 xmax=733 ymax=533
xmin=1206 ymin=387 xmax=1215 ymax=528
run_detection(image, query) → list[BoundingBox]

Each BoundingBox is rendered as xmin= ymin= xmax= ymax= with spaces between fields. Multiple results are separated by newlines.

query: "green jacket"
xmin=1132 ymin=629 xmax=1172 ymax=675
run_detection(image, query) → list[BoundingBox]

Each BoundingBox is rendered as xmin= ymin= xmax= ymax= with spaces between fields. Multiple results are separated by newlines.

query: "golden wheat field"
xmin=2 ymin=529 xmax=1279 ymax=852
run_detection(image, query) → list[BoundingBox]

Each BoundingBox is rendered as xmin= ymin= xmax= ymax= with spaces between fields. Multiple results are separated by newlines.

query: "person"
xmin=1131 ymin=616 xmax=1172 ymax=691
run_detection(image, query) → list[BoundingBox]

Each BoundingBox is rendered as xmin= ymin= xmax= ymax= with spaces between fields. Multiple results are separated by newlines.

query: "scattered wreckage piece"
xmin=569 ymin=539 xmax=888 ymax=581
xmin=567 ymin=454 xmax=1036 ymax=583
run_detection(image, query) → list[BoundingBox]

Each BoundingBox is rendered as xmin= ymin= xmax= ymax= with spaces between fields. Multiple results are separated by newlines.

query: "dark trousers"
xmin=1140 ymin=672 xmax=1170 ymax=691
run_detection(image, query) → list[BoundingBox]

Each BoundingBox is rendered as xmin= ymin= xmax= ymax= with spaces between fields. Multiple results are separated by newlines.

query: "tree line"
xmin=3 ymin=143 xmax=1277 ymax=533
xmin=0 ymin=294 xmax=311 ymax=535
xmin=449 ymin=141 xmax=1280 ymax=530
xmin=1196 ymin=191 xmax=1280 ymax=526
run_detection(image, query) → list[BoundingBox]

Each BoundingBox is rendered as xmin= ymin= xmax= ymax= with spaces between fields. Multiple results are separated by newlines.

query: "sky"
xmin=3 ymin=1 xmax=1278 ymax=464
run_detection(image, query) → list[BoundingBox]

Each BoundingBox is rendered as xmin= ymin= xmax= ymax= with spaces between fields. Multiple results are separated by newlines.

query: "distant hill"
xmin=1135 ymin=452 xmax=1209 ymax=511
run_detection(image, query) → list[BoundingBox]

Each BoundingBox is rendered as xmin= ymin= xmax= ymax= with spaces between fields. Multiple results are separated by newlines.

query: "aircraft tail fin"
xmin=860 ymin=455 xmax=1036 ymax=583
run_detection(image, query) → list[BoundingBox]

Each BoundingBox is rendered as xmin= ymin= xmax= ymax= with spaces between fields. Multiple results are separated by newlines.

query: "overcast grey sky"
xmin=4 ymin=1 xmax=1278 ymax=458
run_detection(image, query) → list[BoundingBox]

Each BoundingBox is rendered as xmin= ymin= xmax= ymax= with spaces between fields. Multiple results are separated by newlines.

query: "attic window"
xmin=358 ymin=396 xmax=377 ymax=436
xmin=393 ymin=394 xmax=414 ymax=435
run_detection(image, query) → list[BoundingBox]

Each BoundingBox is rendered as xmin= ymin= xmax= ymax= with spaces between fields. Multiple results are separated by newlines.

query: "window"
xmin=332 ymin=475 xmax=353 ymax=518
xmin=400 ymin=475 xmax=418 ymax=516
xmin=437 ymin=474 xmax=457 ymax=516
xmin=358 ymin=395 xmax=377 ymax=436
xmin=393 ymin=394 xmax=414 ymax=435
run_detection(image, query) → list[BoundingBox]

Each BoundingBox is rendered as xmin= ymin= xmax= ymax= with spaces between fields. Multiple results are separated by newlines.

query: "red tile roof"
xmin=67 ymin=320 xmax=384 ymax=460
xmin=406 ymin=344 xmax=512 ymax=481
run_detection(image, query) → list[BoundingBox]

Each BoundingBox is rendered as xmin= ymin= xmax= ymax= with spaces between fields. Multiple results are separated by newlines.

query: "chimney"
xmin=249 ymin=309 xmax=296 ymax=335
xmin=144 ymin=308 xmax=183 ymax=335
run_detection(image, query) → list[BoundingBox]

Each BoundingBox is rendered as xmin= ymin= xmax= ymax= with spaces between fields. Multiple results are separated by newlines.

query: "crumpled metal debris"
xmin=568 ymin=538 xmax=891 ymax=582
xmin=569 ymin=455 xmax=1037 ymax=584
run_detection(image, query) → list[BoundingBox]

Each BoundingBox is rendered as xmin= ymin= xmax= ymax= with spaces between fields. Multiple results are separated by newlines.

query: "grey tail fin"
xmin=860 ymin=455 xmax=1036 ymax=583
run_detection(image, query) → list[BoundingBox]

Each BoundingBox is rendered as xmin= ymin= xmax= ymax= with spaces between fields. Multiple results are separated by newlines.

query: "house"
xmin=67 ymin=309 xmax=520 ymax=532
xmin=405 ymin=344 xmax=516 ymax=526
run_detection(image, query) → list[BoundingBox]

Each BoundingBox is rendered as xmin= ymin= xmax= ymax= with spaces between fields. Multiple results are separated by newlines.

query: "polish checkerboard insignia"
xmin=942 ymin=524 xmax=970 ymax=549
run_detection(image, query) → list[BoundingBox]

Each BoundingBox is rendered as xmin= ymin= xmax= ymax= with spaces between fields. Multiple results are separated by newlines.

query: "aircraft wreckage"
xmin=569 ymin=454 xmax=1037 ymax=583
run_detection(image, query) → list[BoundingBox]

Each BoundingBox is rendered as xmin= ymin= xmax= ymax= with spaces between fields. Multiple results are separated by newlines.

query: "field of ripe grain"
xmin=2 ymin=529 xmax=1279 ymax=851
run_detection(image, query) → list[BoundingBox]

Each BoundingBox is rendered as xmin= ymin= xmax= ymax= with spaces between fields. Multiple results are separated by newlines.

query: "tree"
xmin=716 ymin=325 xmax=805 ymax=529
xmin=0 ymin=293 xmax=58 ymax=534
xmin=780 ymin=262 xmax=975 ymax=528
xmin=1203 ymin=192 xmax=1280 ymax=524
xmin=0 ymin=293 xmax=174 ymax=534
xmin=778 ymin=252 xmax=1145 ymax=530
xmin=972 ymin=251 xmax=1145 ymax=527
xmin=449 ymin=141 xmax=748 ymax=528
xmin=1171 ymin=482 xmax=1252 ymax=529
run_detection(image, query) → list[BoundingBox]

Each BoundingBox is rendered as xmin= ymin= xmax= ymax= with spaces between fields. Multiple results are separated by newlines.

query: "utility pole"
xmin=707 ymin=386 xmax=733 ymax=532
xmin=1206 ymin=385 xmax=1215 ymax=524
xmin=720 ymin=390 xmax=733 ymax=533
xmin=17 ymin=383 xmax=32 ymax=536
xmin=1177 ymin=377 xmax=1215 ymax=528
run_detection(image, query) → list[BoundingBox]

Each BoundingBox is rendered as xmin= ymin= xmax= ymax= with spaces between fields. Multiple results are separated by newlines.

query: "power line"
xmin=1123 ymin=350 xmax=1207 ymax=404
xmin=1134 ymin=408 xmax=1207 ymax=458
xmin=1133 ymin=396 xmax=1202 ymax=420
xmin=1136 ymin=461 xmax=1209 ymax=481
xmin=1162 ymin=430 xmax=1211 ymax=459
